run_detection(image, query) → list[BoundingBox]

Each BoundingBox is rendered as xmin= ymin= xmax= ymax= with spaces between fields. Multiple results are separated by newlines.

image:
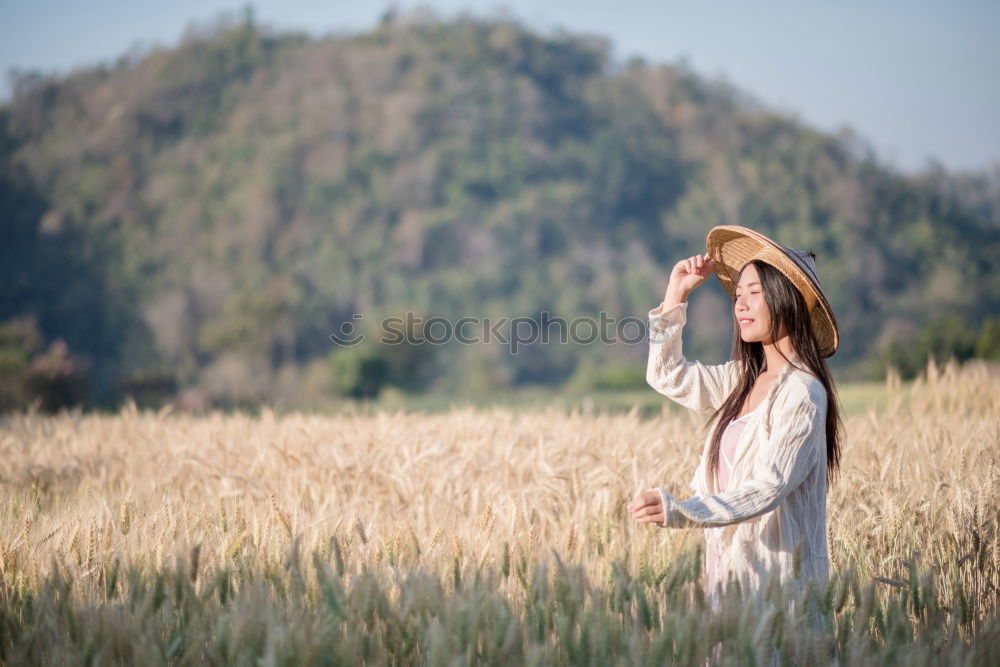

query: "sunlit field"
xmin=1 ymin=360 xmax=997 ymax=664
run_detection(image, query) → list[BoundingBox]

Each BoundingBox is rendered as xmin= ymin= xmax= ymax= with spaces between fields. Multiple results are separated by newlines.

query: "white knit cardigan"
xmin=646 ymin=300 xmax=830 ymax=599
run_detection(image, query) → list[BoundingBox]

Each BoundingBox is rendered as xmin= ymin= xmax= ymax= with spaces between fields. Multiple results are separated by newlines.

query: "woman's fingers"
xmin=627 ymin=490 xmax=662 ymax=515
xmin=633 ymin=497 xmax=665 ymax=523
xmin=628 ymin=490 xmax=666 ymax=525
xmin=635 ymin=508 xmax=665 ymax=524
xmin=627 ymin=490 xmax=658 ymax=510
xmin=684 ymin=254 xmax=711 ymax=277
xmin=668 ymin=254 xmax=713 ymax=294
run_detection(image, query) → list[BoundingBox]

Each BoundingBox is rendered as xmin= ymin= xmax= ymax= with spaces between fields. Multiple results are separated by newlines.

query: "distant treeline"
xmin=2 ymin=9 xmax=998 ymax=410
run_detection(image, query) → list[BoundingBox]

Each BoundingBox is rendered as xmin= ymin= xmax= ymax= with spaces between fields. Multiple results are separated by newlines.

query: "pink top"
xmin=707 ymin=404 xmax=760 ymax=606
xmin=717 ymin=410 xmax=755 ymax=490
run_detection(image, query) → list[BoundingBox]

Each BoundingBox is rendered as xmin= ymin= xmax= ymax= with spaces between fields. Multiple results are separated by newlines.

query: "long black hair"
xmin=705 ymin=259 xmax=843 ymax=487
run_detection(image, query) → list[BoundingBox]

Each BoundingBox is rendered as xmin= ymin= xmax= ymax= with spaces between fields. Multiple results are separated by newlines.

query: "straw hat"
xmin=705 ymin=225 xmax=839 ymax=358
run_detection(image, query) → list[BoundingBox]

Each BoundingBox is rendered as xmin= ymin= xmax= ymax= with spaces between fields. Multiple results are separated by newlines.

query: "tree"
xmin=975 ymin=317 xmax=1000 ymax=360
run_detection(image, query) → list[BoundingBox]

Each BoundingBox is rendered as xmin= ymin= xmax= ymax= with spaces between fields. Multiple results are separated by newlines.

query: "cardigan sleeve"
xmin=655 ymin=391 xmax=823 ymax=528
xmin=646 ymin=301 xmax=737 ymax=416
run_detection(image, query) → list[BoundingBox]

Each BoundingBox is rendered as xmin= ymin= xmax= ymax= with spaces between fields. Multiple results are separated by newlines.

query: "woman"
xmin=626 ymin=225 xmax=844 ymax=612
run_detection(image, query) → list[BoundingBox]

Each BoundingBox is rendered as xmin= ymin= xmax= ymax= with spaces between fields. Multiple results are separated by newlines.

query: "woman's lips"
xmin=739 ymin=319 xmax=754 ymax=328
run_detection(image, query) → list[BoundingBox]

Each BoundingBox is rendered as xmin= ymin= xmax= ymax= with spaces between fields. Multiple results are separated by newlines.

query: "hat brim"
xmin=706 ymin=225 xmax=839 ymax=358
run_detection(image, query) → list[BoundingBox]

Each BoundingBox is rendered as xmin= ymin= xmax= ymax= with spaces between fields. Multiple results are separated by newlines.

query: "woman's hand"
xmin=627 ymin=490 xmax=665 ymax=525
xmin=664 ymin=253 xmax=715 ymax=305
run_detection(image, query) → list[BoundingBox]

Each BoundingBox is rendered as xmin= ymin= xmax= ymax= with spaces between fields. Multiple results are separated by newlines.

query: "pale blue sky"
xmin=1 ymin=1 xmax=997 ymax=173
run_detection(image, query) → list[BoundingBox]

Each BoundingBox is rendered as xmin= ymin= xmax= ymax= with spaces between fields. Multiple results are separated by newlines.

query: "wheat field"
xmin=1 ymin=360 xmax=997 ymax=665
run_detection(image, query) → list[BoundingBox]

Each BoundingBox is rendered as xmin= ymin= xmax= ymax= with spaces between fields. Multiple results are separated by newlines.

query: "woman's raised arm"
xmin=646 ymin=253 xmax=736 ymax=416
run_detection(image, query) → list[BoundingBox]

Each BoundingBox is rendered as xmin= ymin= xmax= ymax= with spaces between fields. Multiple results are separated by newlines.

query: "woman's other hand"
xmin=627 ymin=490 xmax=665 ymax=525
xmin=663 ymin=253 xmax=715 ymax=305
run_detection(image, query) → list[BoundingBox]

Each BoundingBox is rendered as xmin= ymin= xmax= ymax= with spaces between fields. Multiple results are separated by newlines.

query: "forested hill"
xmin=2 ymin=11 xmax=998 ymax=409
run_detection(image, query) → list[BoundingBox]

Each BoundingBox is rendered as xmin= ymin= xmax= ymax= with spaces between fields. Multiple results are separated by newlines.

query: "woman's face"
xmin=734 ymin=264 xmax=778 ymax=345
